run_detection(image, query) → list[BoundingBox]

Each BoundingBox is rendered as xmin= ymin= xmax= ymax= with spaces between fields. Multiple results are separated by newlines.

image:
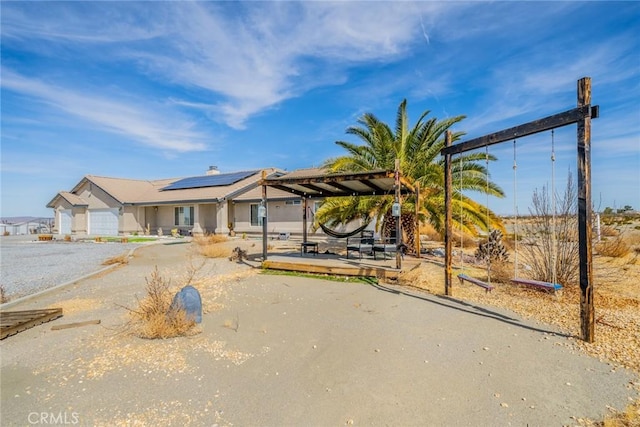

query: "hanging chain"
xmin=551 ymin=130 xmax=557 ymax=284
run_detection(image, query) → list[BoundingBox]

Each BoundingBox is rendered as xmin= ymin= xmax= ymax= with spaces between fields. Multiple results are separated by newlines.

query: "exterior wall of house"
xmin=71 ymin=207 xmax=88 ymax=235
xmin=122 ymin=207 xmax=143 ymax=235
xmin=155 ymin=206 xmax=176 ymax=235
xmin=199 ymin=203 xmax=217 ymax=234
xmin=51 ymin=200 xmax=88 ymax=235
xmin=77 ymin=182 xmax=119 ymax=209
xmin=233 ymin=200 xmax=309 ymax=236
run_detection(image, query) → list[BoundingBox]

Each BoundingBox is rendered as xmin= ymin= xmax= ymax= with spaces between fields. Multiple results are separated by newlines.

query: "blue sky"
xmin=1 ymin=1 xmax=638 ymax=218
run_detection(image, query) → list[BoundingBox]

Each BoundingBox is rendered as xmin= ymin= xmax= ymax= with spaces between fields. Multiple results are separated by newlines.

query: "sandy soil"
xmin=1 ymin=239 xmax=638 ymax=426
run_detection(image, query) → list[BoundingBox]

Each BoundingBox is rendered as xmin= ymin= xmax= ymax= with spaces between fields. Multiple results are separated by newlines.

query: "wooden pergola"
xmin=260 ymin=166 xmax=417 ymax=269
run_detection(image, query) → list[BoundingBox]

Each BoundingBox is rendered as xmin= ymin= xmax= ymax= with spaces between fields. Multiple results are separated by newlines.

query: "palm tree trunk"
xmin=382 ymin=212 xmax=417 ymax=256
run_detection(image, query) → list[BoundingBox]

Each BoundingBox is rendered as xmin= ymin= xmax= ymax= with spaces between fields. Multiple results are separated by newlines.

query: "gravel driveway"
xmin=0 ymin=235 xmax=151 ymax=300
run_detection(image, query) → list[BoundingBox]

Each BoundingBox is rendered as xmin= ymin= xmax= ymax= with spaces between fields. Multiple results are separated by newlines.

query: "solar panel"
xmin=161 ymin=170 xmax=259 ymax=191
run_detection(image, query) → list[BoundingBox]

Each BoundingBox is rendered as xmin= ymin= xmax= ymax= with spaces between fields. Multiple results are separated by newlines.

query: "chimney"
xmin=206 ymin=165 xmax=220 ymax=175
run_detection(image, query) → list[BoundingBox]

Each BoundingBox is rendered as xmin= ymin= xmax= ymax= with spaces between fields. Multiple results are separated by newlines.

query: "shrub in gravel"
xmin=124 ymin=266 xmax=199 ymax=339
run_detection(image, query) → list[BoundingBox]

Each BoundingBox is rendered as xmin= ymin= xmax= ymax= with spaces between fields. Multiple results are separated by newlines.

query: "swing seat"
xmin=511 ymin=277 xmax=562 ymax=292
xmin=457 ymin=274 xmax=494 ymax=293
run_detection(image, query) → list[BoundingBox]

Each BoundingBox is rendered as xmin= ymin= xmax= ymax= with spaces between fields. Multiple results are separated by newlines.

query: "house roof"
xmin=261 ymin=167 xmax=416 ymax=199
xmin=47 ymin=168 xmax=284 ymax=208
xmin=46 ymin=191 xmax=89 ymax=208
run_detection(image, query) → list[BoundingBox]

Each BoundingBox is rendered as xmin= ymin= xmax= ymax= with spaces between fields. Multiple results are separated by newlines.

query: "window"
xmin=285 ymin=199 xmax=301 ymax=205
xmin=174 ymin=206 xmax=194 ymax=226
xmin=250 ymin=204 xmax=259 ymax=226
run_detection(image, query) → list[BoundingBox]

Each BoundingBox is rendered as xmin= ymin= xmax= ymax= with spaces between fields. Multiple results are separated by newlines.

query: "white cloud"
xmin=1 ymin=68 xmax=208 ymax=153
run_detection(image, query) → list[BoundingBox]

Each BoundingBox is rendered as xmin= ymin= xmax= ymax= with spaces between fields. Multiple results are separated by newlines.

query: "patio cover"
xmin=261 ymin=167 xmax=415 ymax=199
xmin=260 ymin=168 xmax=417 ymax=268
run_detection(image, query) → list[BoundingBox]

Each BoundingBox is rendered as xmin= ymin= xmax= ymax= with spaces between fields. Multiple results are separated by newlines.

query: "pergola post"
xmin=395 ymin=159 xmax=402 ymax=270
xmin=444 ymin=131 xmax=453 ymax=296
xmin=303 ymin=197 xmax=308 ymax=244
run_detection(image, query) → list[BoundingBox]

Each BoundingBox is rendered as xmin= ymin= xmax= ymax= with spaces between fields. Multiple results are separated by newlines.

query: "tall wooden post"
xmin=302 ymin=197 xmax=308 ymax=244
xmin=261 ymin=170 xmax=268 ymax=261
xmin=395 ymin=159 xmax=402 ymax=270
xmin=577 ymin=77 xmax=594 ymax=342
xmin=444 ymin=131 xmax=453 ymax=295
xmin=415 ymin=182 xmax=421 ymax=258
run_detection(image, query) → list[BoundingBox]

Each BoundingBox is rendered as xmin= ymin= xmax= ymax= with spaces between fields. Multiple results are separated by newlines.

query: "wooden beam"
xmin=325 ymin=181 xmax=355 ymax=194
xmin=299 ymin=183 xmax=328 ymax=195
xmin=577 ymin=77 xmax=595 ymax=343
xmin=444 ymin=131 xmax=453 ymax=296
xmin=270 ymin=184 xmax=306 ymax=197
xmin=360 ymin=179 xmax=387 ymax=195
xmin=441 ymin=105 xmax=598 ymax=156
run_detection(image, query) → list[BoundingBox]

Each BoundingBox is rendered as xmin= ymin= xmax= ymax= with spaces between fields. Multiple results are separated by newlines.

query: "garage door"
xmin=88 ymin=209 xmax=119 ymax=236
xmin=59 ymin=210 xmax=72 ymax=235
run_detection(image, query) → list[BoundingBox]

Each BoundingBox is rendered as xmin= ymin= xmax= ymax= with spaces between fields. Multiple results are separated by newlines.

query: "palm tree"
xmin=315 ymin=99 xmax=504 ymax=254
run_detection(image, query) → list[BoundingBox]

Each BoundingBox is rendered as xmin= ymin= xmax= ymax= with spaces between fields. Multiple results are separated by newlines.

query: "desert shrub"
xmin=193 ymin=234 xmax=228 ymax=245
xmin=419 ymin=223 xmax=442 ymax=242
xmin=102 ymin=254 xmax=129 ymax=265
xmin=452 ymin=230 xmax=477 ymax=249
xmin=488 ymin=260 xmax=512 ymax=284
xmin=596 ymin=236 xmax=631 ymax=258
xmin=199 ymin=244 xmax=230 ymax=258
xmin=519 ymin=172 xmax=579 ymax=286
xmin=193 ymin=233 xmax=231 ymax=258
xmin=125 ymin=267 xmax=198 ymax=339
xmin=600 ymin=226 xmax=619 ymax=237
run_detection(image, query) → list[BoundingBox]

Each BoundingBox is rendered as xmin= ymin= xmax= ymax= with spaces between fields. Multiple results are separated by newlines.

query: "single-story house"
xmin=46 ymin=167 xmax=321 ymax=237
xmin=0 ymin=217 xmax=53 ymax=236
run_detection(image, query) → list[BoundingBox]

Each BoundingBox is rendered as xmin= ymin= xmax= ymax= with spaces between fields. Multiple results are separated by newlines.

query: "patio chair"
xmin=373 ymin=231 xmax=404 ymax=260
xmin=346 ymin=230 xmax=374 ymax=259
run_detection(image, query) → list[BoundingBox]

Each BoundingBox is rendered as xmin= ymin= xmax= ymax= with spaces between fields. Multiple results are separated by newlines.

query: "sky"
xmin=1 ymin=1 xmax=639 ymax=218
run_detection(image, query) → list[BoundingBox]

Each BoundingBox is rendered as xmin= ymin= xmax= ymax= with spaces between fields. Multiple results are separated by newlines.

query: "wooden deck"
xmin=1 ymin=308 xmax=63 ymax=339
xmin=261 ymin=251 xmax=419 ymax=281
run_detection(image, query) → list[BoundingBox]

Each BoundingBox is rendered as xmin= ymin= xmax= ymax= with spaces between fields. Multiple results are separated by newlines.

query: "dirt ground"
xmin=1 ymin=238 xmax=639 ymax=426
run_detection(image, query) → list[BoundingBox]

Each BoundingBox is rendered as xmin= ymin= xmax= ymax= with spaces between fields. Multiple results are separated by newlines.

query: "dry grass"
xmin=193 ymin=234 xmax=232 ymax=258
xmin=198 ymin=244 xmax=230 ymax=258
xmin=597 ymin=236 xmax=631 ymax=258
xmin=124 ymin=266 xmax=199 ymax=339
xmin=601 ymin=226 xmax=620 ymax=237
xmin=193 ymin=234 xmax=228 ymax=245
xmin=579 ymin=401 xmax=640 ymax=427
xmin=419 ymin=223 xmax=442 ymax=242
xmin=102 ymin=254 xmax=130 ymax=265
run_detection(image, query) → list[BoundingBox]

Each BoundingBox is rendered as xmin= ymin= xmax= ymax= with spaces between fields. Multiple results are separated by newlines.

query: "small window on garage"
xmin=285 ymin=200 xmax=301 ymax=205
xmin=174 ymin=206 xmax=194 ymax=226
